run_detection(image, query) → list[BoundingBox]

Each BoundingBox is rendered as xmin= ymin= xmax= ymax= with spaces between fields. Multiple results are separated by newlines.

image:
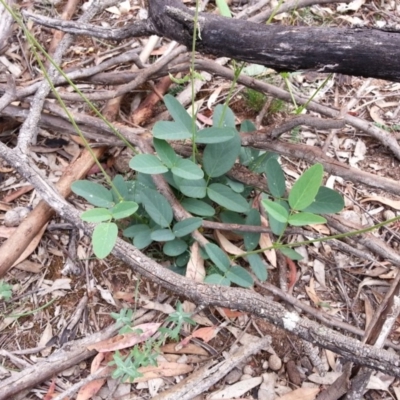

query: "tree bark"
xmin=148 ymin=0 xmax=400 ymax=82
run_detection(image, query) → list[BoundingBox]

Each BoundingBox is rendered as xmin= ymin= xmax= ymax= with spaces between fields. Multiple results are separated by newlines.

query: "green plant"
xmin=244 ymin=88 xmax=266 ymax=112
xmin=72 ymin=94 xmax=344 ymax=287
xmin=109 ymin=302 xmax=195 ymax=382
xmin=0 ymin=280 xmax=12 ymax=300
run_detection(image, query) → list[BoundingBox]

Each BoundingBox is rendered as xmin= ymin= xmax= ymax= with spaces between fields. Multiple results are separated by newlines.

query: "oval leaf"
xmin=151 ymin=229 xmax=175 ymax=242
xmin=203 ymin=133 xmax=241 ymax=177
xmin=226 ymin=266 xmax=253 ymax=287
xmin=153 ymin=121 xmax=192 ymax=140
xmin=204 ymin=243 xmax=230 ymax=272
xmin=92 ymin=222 xmax=118 ymax=259
xmin=204 ymin=274 xmax=231 ymax=286
xmin=111 ymin=201 xmax=138 ymax=220
xmin=153 ymin=139 xmax=178 ymax=168
xmin=163 ymin=239 xmax=188 ymax=257
xmin=207 ymin=183 xmax=249 ymax=213
xmin=72 ymin=180 xmax=114 ymax=208
xmin=280 ymin=247 xmax=303 ymax=261
xmin=196 ymin=127 xmax=236 ymax=144
xmin=129 ymin=154 xmax=168 ymax=175
xmin=303 ymin=186 xmax=344 ymax=214
xmin=289 ymin=164 xmax=324 ymax=210
xmin=164 ymin=94 xmax=193 ymax=132
xmin=288 ymin=212 xmax=327 ymax=226
xmin=174 ymin=176 xmax=207 ymax=199
xmin=181 ymin=198 xmax=215 ymax=217
xmin=172 ymin=159 xmax=204 ymax=180
xmin=244 ymin=209 xmax=261 ymax=251
xmin=247 ymin=254 xmax=268 ymax=281
xmin=262 ymin=199 xmax=289 ymax=223
xmin=140 ymin=188 xmax=173 ymax=228
xmin=81 ymin=208 xmax=112 ymax=223
xmin=265 ymin=158 xmax=286 ymax=198
xmin=173 ymin=217 xmax=203 ymax=237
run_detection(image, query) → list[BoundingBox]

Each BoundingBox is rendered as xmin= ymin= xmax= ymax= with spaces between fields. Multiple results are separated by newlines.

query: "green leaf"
xmin=111 ymin=175 xmax=129 ymax=202
xmin=153 ymin=139 xmax=178 ymax=168
xmin=262 ymin=199 xmax=289 ymax=223
xmin=153 ymin=121 xmax=192 ymax=140
xmin=203 ymin=133 xmax=241 ymax=177
xmin=207 ymin=184 xmax=249 ymax=213
xmin=216 ymin=0 xmax=232 ymax=17
xmin=213 ymin=104 xmax=235 ymax=128
xmin=268 ymin=199 xmax=289 ymax=235
xmin=280 ymin=247 xmax=303 ymax=261
xmin=176 ymin=252 xmax=190 ymax=267
xmin=123 ymin=224 xmax=149 ymax=238
xmin=247 ymin=254 xmax=268 ymax=281
xmin=226 ymin=266 xmax=253 ymax=287
xmin=171 ymin=159 xmax=204 ymax=180
xmin=111 ymin=201 xmax=138 ymax=220
xmin=289 ymin=164 xmax=324 ymax=210
xmin=140 ymin=188 xmax=173 ymax=228
xmin=204 ymin=243 xmax=230 ymax=272
xmin=71 ymin=180 xmax=114 ymax=208
xmin=173 ymin=176 xmax=207 ymax=198
xmin=195 ymin=127 xmax=236 ymax=143
xmin=225 ymin=178 xmax=244 ymax=193
xmin=151 ymin=229 xmax=175 ymax=241
xmin=129 ymin=154 xmax=168 ymax=175
xmin=163 ymin=239 xmax=188 ymax=257
xmin=240 ymin=120 xmax=256 ymax=132
xmin=92 ymin=222 xmax=118 ymax=259
xmin=265 ymin=158 xmax=286 ymax=198
xmin=288 ymin=212 xmax=327 ymax=226
xmin=164 ymin=94 xmax=193 ymax=132
xmin=204 ymin=274 xmax=231 ymax=286
xmin=181 ymin=198 xmax=215 ymax=217
xmin=173 ymin=217 xmax=203 ymax=237
xmin=249 ymin=152 xmax=277 ymax=173
xmin=81 ymin=208 xmax=112 ymax=223
xmin=244 ymin=209 xmax=261 ymax=251
xmin=303 ymin=186 xmax=344 ymax=214
xmin=133 ymin=228 xmax=153 ymax=249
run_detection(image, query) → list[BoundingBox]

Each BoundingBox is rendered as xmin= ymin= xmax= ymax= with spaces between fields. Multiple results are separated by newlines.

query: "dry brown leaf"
xmin=133 ymin=362 xmax=193 ymax=382
xmin=361 ymin=195 xmax=400 ymax=210
xmin=324 ymin=349 xmax=336 ymax=371
xmin=77 ymin=353 xmax=110 ymax=400
xmin=305 ymin=278 xmax=322 ymax=306
xmin=191 ymin=326 xmax=219 ymax=342
xmin=259 ymin=216 xmax=276 ymax=267
xmin=161 ymin=342 xmax=209 ymax=356
xmin=218 ymin=307 xmax=246 ymax=319
xmin=214 ymin=230 xmax=244 ymax=256
xmin=11 ymin=223 xmax=48 ymax=267
xmin=276 ymin=387 xmax=320 ymax=400
xmin=88 ymin=323 xmax=161 ymax=352
xmin=186 ymin=242 xmax=205 ymax=282
xmin=0 ymin=226 xmax=16 ymax=238
xmin=14 ymin=260 xmax=41 ymax=273
xmin=364 ymin=295 xmax=374 ymax=329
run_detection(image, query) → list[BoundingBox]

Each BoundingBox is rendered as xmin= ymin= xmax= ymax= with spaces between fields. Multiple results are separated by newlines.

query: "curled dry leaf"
xmin=186 ymin=242 xmax=206 ymax=282
xmin=214 ymin=229 xmax=244 ymax=256
xmin=361 ymin=195 xmax=400 ymax=211
xmin=87 ymin=322 xmax=161 ymax=352
xmin=259 ymin=216 xmax=276 ymax=267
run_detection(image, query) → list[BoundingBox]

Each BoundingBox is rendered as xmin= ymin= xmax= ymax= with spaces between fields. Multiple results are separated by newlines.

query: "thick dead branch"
xmin=25 ymin=0 xmax=400 ymax=82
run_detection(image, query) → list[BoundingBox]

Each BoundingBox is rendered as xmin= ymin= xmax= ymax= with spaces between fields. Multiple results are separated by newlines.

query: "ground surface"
xmin=1 ymin=0 xmax=400 ymax=399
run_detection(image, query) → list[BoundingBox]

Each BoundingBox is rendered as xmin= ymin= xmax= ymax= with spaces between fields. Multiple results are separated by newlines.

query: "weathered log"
xmin=24 ymin=0 xmax=400 ymax=82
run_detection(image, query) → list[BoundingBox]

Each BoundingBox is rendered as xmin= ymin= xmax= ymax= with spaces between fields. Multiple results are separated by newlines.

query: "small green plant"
xmin=269 ymin=98 xmax=285 ymax=114
xmin=244 ymin=88 xmax=266 ymax=112
xmin=72 ymin=94 xmax=344 ymax=288
xmin=0 ymin=280 xmax=12 ymax=300
xmin=109 ymin=302 xmax=195 ymax=382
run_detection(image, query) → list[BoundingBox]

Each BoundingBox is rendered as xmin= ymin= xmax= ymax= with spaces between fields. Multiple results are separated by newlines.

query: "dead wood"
xmin=25 ymin=0 xmax=400 ymax=82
